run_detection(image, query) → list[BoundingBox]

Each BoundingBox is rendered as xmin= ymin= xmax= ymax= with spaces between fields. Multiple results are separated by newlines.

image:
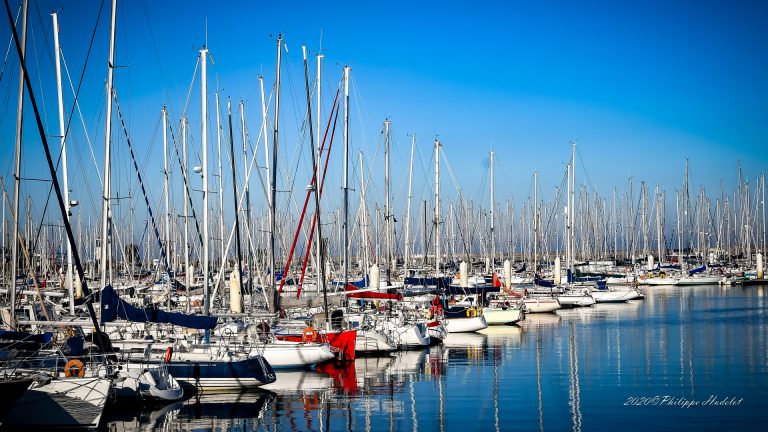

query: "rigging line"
xmin=60 ymin=49 xmax=102 ymax=183
xmin=166 ymin=113 xmax=204 ymax=247
xmin=29 ymin=20 xmax=50 ymax=133
xmin=125 ymin=114 xmax=161 ymax=214
xmin=576 ymin=145 xmax=598 ymax=194
xmin=111 ymin=88 xmax=173 ymax=280
xmin=4 ymin=0 xmax=100 ymax=329
xmin=181 ymin=56 xmax=200 ymax=119
xmin=0 ymin=3 xmax=20 ymax=83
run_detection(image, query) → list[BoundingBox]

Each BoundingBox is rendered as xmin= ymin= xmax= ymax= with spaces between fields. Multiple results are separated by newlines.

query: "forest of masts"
xmin=2 ymin=151 xmax=765 ymax=284
xmin=1 ymin=20 xmax=765 ymax=289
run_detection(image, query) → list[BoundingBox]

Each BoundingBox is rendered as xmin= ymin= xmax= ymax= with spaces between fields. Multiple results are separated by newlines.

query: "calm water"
xmin=103 ymin=285 xmax=768 ymax=431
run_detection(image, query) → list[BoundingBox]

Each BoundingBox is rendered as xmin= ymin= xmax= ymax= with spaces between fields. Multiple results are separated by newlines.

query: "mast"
xmin=239 ymin=100 xmax=253 ymax=304
xmin=270 ymin=35 xmax=283 ymax=313
xmin=302 ymin=45 xmax=328 ymax=321
xmin=533 ymin=171 xmax=538 ymax=275
xmin=570 ymin=143 xmax=576 ymax=270
xmin=434 ymin=139 xmax=441 ymax=274
xmin=98 ymin=0 xmax=117 ymax=291
xmin=342 ymin=65 xmax=350 ymax=289
xmin=182 ymin=116 xmax=189 ymax=295
xmin=8 ymin=0 xmax=25 ymax=323
xmin=201 ymin=47 xmax=211 ymax=317
xmin=315 ymin=50 xmax=323 ymax=296
xmin=52 ymin=11 xmax=74 ymax=314
xmin=227 ymin=98 xmax=244 ymax=313
xmin=404 ymin=134 xmax=415 ymax=272
xmin=162 ymin=107 xmax=171 ymax=307
xmin=384 ymin=118 xmax=392 ymax=281
xmin=216 ymin=91 xmax=225 ymax=281
xmin=359 ymin=153 xmax=369 ymax=273
xmin=490 ymin=149 xmax=495 ymax=273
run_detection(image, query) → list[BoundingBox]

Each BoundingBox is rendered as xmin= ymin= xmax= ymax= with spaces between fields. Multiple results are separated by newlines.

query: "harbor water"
xmin=103 ymin=284 xmax=768 ymax=431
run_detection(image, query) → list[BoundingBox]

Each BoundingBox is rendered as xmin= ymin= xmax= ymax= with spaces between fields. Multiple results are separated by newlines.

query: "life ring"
xmin=477 ymin=307 xmax=483 ymax=316
xmin=302 ymin=326 xmax=318 ymax=343
xmin=64 ymin=359 xmax=86 ymax=378
xmin=164 ymin=346 xmax=173 ymax=363
xmin=192 ymin=299 xmax=202 ymax=307
xmin=466 ymin=307 xmax=477 ymax=317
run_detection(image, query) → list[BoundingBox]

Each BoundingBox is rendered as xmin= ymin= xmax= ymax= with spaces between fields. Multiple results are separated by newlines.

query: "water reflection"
xmin=102 ymin=285 xmax=768 ymax=431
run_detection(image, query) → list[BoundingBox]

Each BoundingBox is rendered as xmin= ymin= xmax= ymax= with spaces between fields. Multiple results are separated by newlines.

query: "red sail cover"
xmin=344 ymin=284 xmax=403 ymax=301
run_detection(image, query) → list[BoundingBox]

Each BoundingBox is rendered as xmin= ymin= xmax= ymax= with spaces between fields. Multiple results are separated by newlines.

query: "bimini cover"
xmin=100 ymin=285 xmax=217 ymax=329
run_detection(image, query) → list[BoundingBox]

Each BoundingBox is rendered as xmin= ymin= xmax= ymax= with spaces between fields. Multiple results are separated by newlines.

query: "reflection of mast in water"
xmin=439 ymin=373 xmax=445 ymax=432
xmin=537 ymin=334 xmax=543 ymax=432
xmin=410 ymin=381 xmax=419 ymax=432
xmin=494 ymin=342 xmax=500 ymax=432
xmin=568 ymin=321 xmax=582 ymax=432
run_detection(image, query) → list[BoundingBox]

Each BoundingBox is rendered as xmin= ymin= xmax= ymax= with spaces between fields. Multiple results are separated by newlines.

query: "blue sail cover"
xmin=332 ymin=276 xmax=368 ymax=288
xmin=534 ymin=275 xmax=556 ymax=287
xmin=688 ymin=265 xmax=706 ymax=276
xmin=100 ymin=285 xmax=218 ymax=329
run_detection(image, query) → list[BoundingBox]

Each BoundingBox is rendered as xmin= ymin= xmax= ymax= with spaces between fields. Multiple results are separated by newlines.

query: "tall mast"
xmin=434 ymin=139 xmax=441 ymax=274
xmin=227 ymin=98 xmax=244 ymax=313
xmin=215 ymin=91 xmax=225 ymax=278
xmin=533 ymin=171 xmax=538 ymax=275
xmin=52 ymin=11 xmax=74 ymax=314
xmin=384 ymin=118 xmax=392 ymax=281
xmin=162 ymin=107 xmax=171 ymax=307
xmin=342 ymin=65 xmax=350 ymax=289
xmin=359 ymin=153 xmax=369 ymax=272
xmin=9 ymin=0 xmax=27 ymax=324
xmin=201 ymin=47 xmax=210 ymax=317
xmin=239 ymin=100 xmax=253 ymax=303
xmin=270 ymin=35 xmax=283 ymax=313
xmin=182 ymin=116 xmax=189 ymax=295
xmin=99 ymin=0 xmax=117 ymax=291
xmin=490 ymin=149 xmax=495 ymax=273
xmin=315 ymin=50 xmax=323 ymax=296
xmin=301 ymin=45 xmax=327 ymax=319
xmin=570 ymin=142 xmax=576 ymax=271
xmin=404 ymin=135 xmax=415 ymax=270
xmin=258 ymin=76 xmax=269 ymax=277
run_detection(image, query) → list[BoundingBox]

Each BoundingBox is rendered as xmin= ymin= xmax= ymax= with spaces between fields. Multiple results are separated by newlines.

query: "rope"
xmin=110 ymin=89 xmax=174 ymax=286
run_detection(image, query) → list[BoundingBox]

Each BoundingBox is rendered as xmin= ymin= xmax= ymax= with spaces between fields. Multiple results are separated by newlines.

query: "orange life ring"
xmin=164 ymin=346 xmax=173 ymax=363
xmin=64 ymin=359 xmax=86 ymax=378
xmin=302 ymin=326 xmax=318 ymax=343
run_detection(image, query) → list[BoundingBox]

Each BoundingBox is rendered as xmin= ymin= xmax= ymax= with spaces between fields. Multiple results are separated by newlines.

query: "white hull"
xmin=591 ymin=288 xmax=640 ymax=303
xmin=676 ymin=276 xmax=721 ymax=285
xmin=4 ymin=376 xmax=111 ymax=429
xmin=378 ymin=321 xmax=430 ymax=348
xmin=444 ymin=315 xmax=488 ymax=333
xmin=523 ymin=298 xmax=562 ymax=313
xmin=355 ymin=329 xmax=396 ymax=353
xmin=644 ymin=277 xmax=679 ymax=286
xmin=257 ymin=340 xmax=335 ymax=368
xmin=558 ymin=294 xmax=596 ymax=307
xmin=483 ymin=308 xmax=523 ymax=325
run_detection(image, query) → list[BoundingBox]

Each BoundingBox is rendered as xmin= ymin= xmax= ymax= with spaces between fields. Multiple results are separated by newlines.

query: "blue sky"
xmin=1 ymin=0 xmax=766 ymax=248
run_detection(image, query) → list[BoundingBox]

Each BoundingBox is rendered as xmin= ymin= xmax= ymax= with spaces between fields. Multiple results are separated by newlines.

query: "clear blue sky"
xmin=1 ymin=0 xmax=766 ymax=242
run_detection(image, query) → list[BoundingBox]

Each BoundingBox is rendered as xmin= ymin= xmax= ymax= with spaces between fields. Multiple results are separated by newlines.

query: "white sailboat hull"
xmin=257 ymin=340 xmax=335 ymax=368
xmin=444 ymin=315 xmax=488 ymax=333
xmin=483 ymin=308 xmax=523 ymax=325
xmin=4 ymin=376 xmax=111 ymax=429
xmin=676 ymin=276 xmax=721 ymax=285
xmin=523 ymin=298 xmax=562 ymax=313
